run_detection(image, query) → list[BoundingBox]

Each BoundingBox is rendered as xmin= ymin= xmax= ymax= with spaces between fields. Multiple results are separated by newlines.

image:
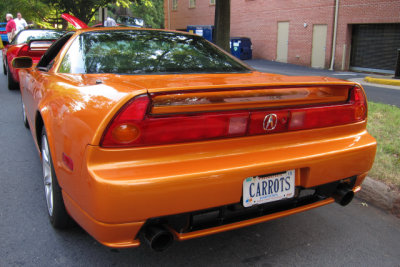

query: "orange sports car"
xmin=14 ymin=26 xmax=376 ymax=251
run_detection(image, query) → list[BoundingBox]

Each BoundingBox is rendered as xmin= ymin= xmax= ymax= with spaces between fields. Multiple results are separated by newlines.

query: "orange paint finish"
xmin=77 ymin=122 xmax=375 ymax=225
xmin=62 ymin=191 xmax=142 ymax=248
xmin=17 ymin=28 xmax=376 ymax=248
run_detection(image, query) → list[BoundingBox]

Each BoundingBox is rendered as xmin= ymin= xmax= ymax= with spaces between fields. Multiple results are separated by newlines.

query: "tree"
xmin=41 ymin=0 xmax=119 ymax=24
xmin=0 ymin=0 xmax=157 ymax=29
xmin=0 ymin=0 xmax=50 ymax=24
xmin=214 ymin=0 xmax=230 ymax=52
xmin=40 ymin=0 xmax=154 ymax=25
xmin=130 ymin=0 xmax=164 ymax=28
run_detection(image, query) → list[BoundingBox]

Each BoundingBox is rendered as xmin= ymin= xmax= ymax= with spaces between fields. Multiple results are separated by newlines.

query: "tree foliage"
xmin=1 ymin=0 xmax=157 ymax=28
xmin=129 ymin=0 xmax=163 ymax=28
xmin=41 ymin=0 xmax=117 ymax=24
xmin=0 ymin=0 xmax=50 ymax=24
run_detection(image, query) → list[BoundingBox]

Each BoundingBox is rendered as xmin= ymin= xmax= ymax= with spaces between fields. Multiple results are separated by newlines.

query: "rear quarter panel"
xmin=5 ymin=45 xmax=22 ymax=81
xmin=19 ymin=70 xmax=144 ymax=197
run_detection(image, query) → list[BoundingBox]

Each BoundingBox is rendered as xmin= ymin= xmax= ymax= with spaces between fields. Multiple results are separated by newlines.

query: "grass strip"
xmin=367 ymin=101 xmax=400 ymax=188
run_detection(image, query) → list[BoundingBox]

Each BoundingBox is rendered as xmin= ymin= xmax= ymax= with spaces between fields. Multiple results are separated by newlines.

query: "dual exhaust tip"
xmin=143 ymin=184 xmax=355 ymax=251
xmin=143 ymin=225 xmax=174 ymax=252
xmin=332 ymin=184 xmax=355 ymax=206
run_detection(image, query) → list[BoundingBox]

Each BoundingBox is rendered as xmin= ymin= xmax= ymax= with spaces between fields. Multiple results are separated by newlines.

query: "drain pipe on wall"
xmin=329 ymin=0 xmax=339 ymax=70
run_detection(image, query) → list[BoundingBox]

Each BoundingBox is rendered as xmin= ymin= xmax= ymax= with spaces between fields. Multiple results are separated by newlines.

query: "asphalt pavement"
xmin=1 ymin=56 xmax=400 ymax=266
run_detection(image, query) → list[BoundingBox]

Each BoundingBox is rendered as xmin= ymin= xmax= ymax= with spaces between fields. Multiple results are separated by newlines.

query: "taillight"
xmin=289 ymin=86 xmax=367 ymax=131
xmin=101 ymin=94 xmax=249 ymax=147
xmin=101 ymin=86 xmax=367 ymax=148
xmin=17 ymin=44 xmax=29 ymax=57
xmin=101 ymin=95 xmax=150 ymax=147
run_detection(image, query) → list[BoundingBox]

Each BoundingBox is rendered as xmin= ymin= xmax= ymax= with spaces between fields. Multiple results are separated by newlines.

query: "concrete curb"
xmin=356 ymin=177 xmax=400 ymax=218
xmin=364 ymin=76 xmax=400 ymax=86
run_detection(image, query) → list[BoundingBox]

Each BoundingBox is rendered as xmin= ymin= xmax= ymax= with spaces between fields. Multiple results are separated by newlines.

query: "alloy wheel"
xmin=41 ymin=134 xmax=53 ymax=216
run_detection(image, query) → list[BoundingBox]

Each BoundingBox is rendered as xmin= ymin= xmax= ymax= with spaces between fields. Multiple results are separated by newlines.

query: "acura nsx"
xmin=14 ymin=26 xmax=376 ymax=251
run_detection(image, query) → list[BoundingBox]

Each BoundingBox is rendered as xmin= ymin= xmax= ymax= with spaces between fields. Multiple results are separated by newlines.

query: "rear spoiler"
xmin=148 ymin=84 xmax=354 ymax=115
xmin=27 ymin=39 xmax=57 ymax=51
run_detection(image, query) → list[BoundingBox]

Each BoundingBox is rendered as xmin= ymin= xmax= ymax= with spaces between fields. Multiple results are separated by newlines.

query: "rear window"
xmin=11 ymin=30 xmax=66 ymax=45
xmin=58 ymin=30 xmax=250 ymax=74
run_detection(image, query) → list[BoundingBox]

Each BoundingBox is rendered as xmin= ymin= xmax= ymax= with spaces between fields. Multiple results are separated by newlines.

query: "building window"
xmin=210 ymin=0 xmax=216 ymax=5
xmin=172 ymin=0 xmax=178 ymax=10
xmin=189 ymin=0 xmax=196 ymax=8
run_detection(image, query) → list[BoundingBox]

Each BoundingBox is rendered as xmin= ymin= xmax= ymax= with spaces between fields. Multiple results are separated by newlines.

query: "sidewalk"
xmin=245 ymin=59 xmax=400 ymax=90
xmin=245 ymin=59 xmax=400 ymax=218
xmin=364 ymin=75 xmax=400 ymax=87
xmin=244 ymin=59 xmax=368 ymax=80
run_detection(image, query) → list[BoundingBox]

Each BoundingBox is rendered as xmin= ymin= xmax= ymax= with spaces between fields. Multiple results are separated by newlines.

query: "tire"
xmin=41 ymin=127 xmax=73 ymax=229
xmin=22 ymin=101 xmax=29 ymax=129
xmin=7 ymin=65 xmax=19 ymax=90
xmin=3 ymin=61 xmax=6 ymax=75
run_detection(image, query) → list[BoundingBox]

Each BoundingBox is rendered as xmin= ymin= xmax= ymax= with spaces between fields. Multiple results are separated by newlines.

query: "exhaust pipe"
xmin=332 ymin=184 xmax=354 ymax=206
xmin=144 ymin=225 xmax=174 ymax=252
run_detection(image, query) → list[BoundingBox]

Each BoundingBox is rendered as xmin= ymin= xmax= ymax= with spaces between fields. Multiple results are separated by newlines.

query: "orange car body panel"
xmin=18 ymin=28 xmax=377 ymax=248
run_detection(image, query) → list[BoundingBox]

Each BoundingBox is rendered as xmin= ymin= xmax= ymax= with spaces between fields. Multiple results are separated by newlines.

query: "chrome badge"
xmin=263 ymin=114 xmax=278 ymax=131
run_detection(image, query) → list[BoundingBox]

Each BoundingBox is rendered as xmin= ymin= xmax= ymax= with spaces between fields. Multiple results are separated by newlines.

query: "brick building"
xmin=164 ymin=0 xmax=400 ymax=73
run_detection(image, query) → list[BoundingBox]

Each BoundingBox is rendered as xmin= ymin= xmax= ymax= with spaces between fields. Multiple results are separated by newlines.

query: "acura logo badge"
xmin=263 ymin=114 xmax=278 ymax=131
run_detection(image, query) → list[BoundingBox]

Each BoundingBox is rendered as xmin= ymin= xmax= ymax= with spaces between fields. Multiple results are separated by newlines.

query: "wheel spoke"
xmin=41 ymin=134 xmax=54 ymax=216
xmin=22 ymin=103 xmax=27 ymax=121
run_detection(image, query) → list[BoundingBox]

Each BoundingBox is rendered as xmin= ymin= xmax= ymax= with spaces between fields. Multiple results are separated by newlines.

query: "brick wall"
xmin=335 ymin=0 xmax=400 ymax=70
xmin=164 ymin=0 xmax=400 ymax=70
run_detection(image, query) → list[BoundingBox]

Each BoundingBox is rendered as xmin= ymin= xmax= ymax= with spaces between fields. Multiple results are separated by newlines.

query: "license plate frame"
xmin=242 ymin=170 xmax=295 ymax=208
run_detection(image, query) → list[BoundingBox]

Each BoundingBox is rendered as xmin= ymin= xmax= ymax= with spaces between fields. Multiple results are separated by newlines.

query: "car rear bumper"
xmin=62 ymin=122 xmax=376 ymax=248
xmin=63 ymin=190 xmax=337 ymax=248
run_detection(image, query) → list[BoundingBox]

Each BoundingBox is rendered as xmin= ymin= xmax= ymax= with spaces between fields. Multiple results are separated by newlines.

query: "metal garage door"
xmin=350 ymin=23 xmax=400 ymax=74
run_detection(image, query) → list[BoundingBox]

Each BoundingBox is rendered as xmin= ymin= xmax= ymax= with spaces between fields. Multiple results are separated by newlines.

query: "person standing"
xmin=15 ymin=12 xmax=28 ymax=33
xmin=5 ymin=14 xmax=16 ymax=42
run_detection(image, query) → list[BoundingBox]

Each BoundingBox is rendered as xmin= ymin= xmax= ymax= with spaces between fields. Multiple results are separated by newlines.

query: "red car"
xmin=2 ymin=29 xmax=66 ymax=90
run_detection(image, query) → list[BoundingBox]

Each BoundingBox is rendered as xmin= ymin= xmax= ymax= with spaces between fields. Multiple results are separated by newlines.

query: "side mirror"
xmin=12 ymin=57 xmax=33 ymax=69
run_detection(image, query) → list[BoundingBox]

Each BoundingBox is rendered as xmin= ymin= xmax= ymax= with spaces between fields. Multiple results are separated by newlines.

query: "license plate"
xmin=243 ymin=170 xmax=295 ymax=207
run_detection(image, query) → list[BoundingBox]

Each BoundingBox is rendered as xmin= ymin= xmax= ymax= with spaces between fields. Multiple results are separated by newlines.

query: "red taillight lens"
xmin=289 ymin=86 xmax=367 ymax=131
xmin=17 ymin=44 xmax=29 ymax=57
xmin=101 ymin=94 xmax=249 ymax=147
xmin=101 ymin=86 xmax=367 ymax=148
xmin=138 ymin=113 xmax=248 ymax=146
xmin=101 ymin=95 xmax=150 ymax=147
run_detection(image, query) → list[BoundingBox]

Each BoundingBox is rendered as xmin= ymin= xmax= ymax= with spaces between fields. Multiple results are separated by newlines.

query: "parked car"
xmin=2 ymin=29 xmax=66 ymax=89
xmin=0 ymin=22 xmax=8 ymax=44
xmin=13 ymin=16 xmax=376 ymax=251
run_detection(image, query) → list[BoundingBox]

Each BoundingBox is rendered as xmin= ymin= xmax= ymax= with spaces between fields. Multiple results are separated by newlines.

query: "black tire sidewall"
xmin=3 ymin=61 xmax=6 ymax=75
xmin=7 ymin=65 xmax=19 ymax=90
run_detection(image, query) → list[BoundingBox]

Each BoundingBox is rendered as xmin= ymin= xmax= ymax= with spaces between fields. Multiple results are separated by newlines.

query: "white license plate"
xmin=243 ymin=170 xmax=295 ymax=207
